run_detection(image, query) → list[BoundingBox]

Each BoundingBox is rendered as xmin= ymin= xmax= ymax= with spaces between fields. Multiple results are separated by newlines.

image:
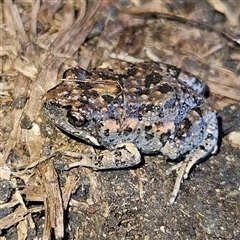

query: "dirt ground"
xmin=0 ymin=0 xmax=240 ymax=239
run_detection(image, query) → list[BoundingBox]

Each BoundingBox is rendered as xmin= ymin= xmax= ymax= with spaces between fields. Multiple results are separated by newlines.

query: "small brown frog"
xmin=43 ymin=62 xmax=219 ymax=203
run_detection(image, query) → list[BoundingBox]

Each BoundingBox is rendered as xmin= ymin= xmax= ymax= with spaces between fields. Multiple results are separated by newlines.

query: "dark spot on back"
xmin=194 ymin=107 xmax=203 ymax=117
xmin=145 ymin=132 xmax=154 ymax=140
xmin=160 ymin=130 xmax=171 ymax=142
xmin=135 ymin=88 xmax=150 ymax=95
xmin=102 ymin=95 xmax=114 ymax=104
xmin=104 ymin=129 xmax=109 ymax=137
xmin=83 ymin=90 xmax=99 ymax=99
xmin=127 ymin=65 xmax=137 ymax=76
xmin=199 ymin=145 xmax=205 ymax=150
xmin=167 ymin=65 xmax=181 ymax=77
xmin=207 ymin=133 xmax=213 ymax=140
xmin=158 ymin=108 xmax=164 ymax=118
xmin=176 ymin=118 xmax=192 ymax=139
xmin=124 ymin=127 xmax=133 ymax=134
xmin=157 ymin=83 xmax=173 ymax=93
xmin=140 ymin=103 xmax=154 ymax=112
xmin=77 ymin=82 xmax=95 ymax=90
xmin=145 ymin=125 xmax=152 ymax=131
xmin=145 ymin=72 xmax=162 ymax=88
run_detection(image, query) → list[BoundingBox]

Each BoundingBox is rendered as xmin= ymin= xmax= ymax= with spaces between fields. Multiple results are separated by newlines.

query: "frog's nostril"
xmin=63 ymin=67 xmax=89 ymax=80
xmin=67 ymin=110 xmax=86 ymax=127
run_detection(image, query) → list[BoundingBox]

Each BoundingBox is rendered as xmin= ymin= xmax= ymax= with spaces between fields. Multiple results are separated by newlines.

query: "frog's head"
xmin=42 ymin=81 xmax=104 ymax=146
xmin=43 ymin=103 xmax=102 ymax=147
xmin=42 ymin=79 xmax=122 ymax=147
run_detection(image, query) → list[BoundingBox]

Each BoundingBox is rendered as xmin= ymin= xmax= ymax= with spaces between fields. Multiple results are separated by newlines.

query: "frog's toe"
xmin=166 ymin=162 xmax=183 ymax=175
xmin=168 ymin=161 xmax=188 ymax=204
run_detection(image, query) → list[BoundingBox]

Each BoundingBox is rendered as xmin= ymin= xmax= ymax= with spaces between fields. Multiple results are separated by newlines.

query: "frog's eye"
xmin=67 ymin=110 xmax=86 ymax=127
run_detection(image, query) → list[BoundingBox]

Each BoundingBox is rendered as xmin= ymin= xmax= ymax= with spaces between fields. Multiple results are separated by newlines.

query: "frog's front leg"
xmin=64 ymin=142 xmax=141 ymax=170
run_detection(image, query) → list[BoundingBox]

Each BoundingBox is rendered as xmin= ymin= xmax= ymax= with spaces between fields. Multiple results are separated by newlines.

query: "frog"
xmin=42 ymin=61 xmax=219 ymax=204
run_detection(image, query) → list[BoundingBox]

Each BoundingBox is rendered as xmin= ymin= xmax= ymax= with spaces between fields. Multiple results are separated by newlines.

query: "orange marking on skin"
xmin=102 ymin=119 xmax=121 ymax=132
xmin=124 ymin=117 xmax=138 ymax=130
xmin=156 ymin=121 xmax=175 ymax=133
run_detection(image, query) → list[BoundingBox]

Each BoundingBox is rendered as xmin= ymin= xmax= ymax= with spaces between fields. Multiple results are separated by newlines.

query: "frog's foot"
xmin=166 ymin=114 xmax=219 ymax=204
xmin=64 ymin=142 xmax=141 ymax=170
xmin=167 ymin=146 xmax=217 ymax=205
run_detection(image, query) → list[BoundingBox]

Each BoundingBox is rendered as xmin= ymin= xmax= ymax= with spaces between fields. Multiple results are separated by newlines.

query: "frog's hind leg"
xmin=177 ymin=69 xmax=207 ymax=95
xmin=166 ymin=112 xmax=219 ymax=204
xmin=64 ymin=142 xmax=141 ymax=170
xmin=158 ymin=62 xmax=207 ymax=95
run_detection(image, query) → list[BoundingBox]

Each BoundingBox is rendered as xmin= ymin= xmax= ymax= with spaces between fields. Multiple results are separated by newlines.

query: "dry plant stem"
xmin=5 ymin=1 xmax=28 ymax=46
xmin=61 ymin=174 xmax=80 ymax=209
xmin=36 ymin=159 xmax=64 ymax=239
xmin=0 ymin=206 xmax=43 ymax=230
xmin=30 ymin=0 xmax=41 ymax=38
xmin=0 ymin=200 xmax=19 ymax=209
xmin=124 ymin=7 xmax=240 ymax=45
